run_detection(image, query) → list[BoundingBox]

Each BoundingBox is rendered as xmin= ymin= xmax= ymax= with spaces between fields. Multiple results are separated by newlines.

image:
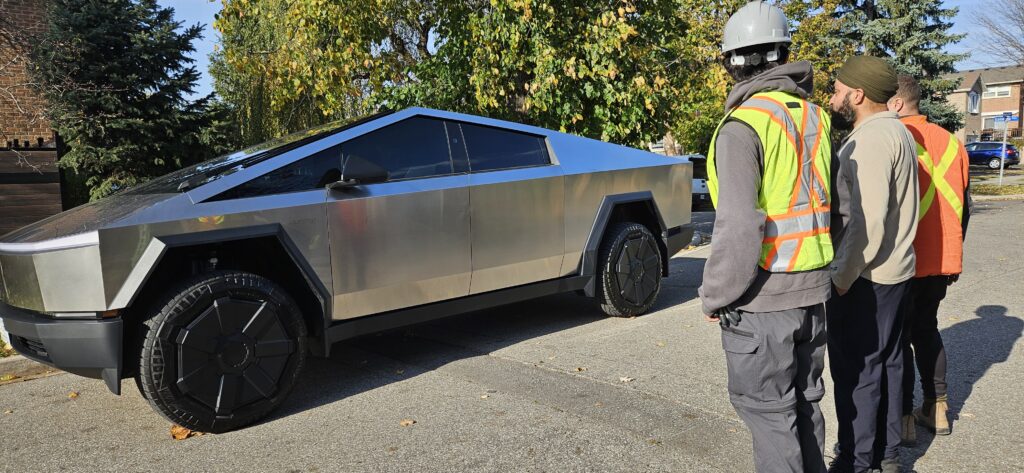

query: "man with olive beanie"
xmin=826 ymin=55 xmax=919 ymax=473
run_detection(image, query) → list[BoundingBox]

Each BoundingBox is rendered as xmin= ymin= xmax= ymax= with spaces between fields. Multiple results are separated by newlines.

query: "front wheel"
xmin=989 ymin=157 xmax=1003 ymax=170
xmin=136 ymin=271 xmax=307 ymax=433
xmin=597 ymin=222 xmax=663 ymax=317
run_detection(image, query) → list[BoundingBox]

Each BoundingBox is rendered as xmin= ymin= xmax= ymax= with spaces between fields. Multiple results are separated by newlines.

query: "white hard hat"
xmin=721 ymin=1 xmax=792 ymax=54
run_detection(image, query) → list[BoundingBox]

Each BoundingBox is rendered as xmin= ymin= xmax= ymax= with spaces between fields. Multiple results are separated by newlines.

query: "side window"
xmin=341 ymin=117 xmax=453 ymax=180
xmin=459 ymin=122 xmax=549 ymax=172
xmin=211 ymin=145 xmax=342 ymax=200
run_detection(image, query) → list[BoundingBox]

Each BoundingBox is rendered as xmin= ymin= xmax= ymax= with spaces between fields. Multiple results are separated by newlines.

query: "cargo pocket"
xmin=721 ymin=327 xmax=762 ymax=398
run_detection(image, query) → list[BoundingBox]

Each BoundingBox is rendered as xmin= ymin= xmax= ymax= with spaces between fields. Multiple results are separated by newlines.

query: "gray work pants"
xmin=720 ymin=304 xmax=827 ymax=473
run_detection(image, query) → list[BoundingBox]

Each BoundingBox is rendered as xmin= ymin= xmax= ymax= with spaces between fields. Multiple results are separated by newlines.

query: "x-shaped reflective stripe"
xmin=917 ymin=137 xmax=964 ymax=222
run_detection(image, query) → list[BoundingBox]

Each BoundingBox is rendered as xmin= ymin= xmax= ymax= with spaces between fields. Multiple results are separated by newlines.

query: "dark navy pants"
xmin=827 ymin=277 xmax=909 ymax=472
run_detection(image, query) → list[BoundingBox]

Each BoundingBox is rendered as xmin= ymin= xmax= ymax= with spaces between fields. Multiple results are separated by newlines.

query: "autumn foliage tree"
xmin=215 ymin=0 xmax=697 ymax=147
xmin=213 ymin=0 xmax=971 ymax=153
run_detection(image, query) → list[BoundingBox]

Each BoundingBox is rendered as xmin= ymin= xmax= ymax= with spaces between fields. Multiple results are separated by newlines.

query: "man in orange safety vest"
xmin=887 ymin=74 xmax=971 ymax=444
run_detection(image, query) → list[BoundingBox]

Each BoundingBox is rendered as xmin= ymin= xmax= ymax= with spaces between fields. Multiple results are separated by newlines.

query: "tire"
xmin=597 ymin=222 xmax=663 ymax=317
xmin=989 ymin=157 xmax=1002 ymax=170
xmin=136 ymin=271 xmax=307 ymax=433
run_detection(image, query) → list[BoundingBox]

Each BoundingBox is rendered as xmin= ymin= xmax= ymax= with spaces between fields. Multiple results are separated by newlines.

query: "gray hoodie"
xmin=698 ymin=61 xmax=834 ymax=316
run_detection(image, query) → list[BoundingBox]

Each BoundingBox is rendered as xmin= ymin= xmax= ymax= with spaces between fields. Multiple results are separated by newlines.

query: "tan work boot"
xmin=914 ymin=397 xmax=951 ymax=435
xmin=900 ymin=414 xmax=916 ymax=445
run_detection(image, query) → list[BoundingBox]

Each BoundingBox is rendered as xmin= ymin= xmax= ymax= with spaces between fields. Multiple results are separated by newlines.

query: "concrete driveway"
xmin=0 ymin=202 xmax=1021 ymax=472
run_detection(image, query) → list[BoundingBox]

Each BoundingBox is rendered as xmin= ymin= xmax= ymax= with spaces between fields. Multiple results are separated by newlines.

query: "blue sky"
xmin=161 ymin=0 xmax=1000 ymax=100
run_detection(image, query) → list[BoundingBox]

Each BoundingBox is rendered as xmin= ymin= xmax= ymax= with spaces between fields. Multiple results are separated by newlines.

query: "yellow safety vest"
xmin=707 ymin=90 xmax=834 ymax=272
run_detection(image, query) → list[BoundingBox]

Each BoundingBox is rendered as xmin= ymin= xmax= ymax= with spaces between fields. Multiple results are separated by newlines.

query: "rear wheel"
xmin=597 ymin=222 xmax=663 ymax=317
xmin=136 ymin=271 xmax=307 ymax=433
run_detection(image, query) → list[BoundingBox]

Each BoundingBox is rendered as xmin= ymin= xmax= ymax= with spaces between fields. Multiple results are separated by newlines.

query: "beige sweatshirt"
xmin=830 ymin=111 xmax=919 ymax=289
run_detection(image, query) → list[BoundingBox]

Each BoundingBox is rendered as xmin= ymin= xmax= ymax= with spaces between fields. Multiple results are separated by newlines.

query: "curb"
xmin=973 ymin=194 xmax=1024 ymax=201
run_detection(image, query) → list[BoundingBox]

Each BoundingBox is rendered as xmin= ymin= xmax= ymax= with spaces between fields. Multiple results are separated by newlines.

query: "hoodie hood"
xmin=724 ymin=60 xmax=815 ymax=110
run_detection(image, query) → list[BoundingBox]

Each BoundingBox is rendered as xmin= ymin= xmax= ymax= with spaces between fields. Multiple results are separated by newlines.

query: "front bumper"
xmin=0 ymin=302 xmax=122 ymax=394
xmin=664 ymin=223 xmax=696 ymax=258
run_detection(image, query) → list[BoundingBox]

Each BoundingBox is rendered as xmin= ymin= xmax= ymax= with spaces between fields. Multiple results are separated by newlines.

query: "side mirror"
xmin=327 ymin=154 xmax=388 ymax=191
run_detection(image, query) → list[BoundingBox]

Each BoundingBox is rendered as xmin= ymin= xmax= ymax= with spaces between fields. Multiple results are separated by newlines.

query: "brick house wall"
xmin=976 ymin=82 xmax=1024 ymax=140
xmin=0 ymin=0 xmax=53 ymax=145
xmin=0 ymin=0 xmax=62 ymax=238
xmin=943 ymin=66 xmax=1024 ymax=143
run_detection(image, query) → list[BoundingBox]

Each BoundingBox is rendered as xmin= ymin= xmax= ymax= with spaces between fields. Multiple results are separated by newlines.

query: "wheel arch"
xmin=578 ymin=192 xmax=670 ymax=297
xmin=117 ymin=224 xmax=332 ymax=374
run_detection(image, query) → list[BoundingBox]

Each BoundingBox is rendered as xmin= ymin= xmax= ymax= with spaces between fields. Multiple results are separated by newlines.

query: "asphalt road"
xmin=1 ymin=202 xmax=1021 ymax=473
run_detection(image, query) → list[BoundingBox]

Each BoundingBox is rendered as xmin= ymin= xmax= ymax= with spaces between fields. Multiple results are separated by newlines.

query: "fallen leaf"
xmin=727 ymin=428 xmax=738 ymax=433
xmin=67 ymin=391 xmax=79 ymax=399
xmin=3 ymin=409 xmax=12 ymax=414
xmin=399 ymin=418 xmax=416 ymax=427
xmin=0 ymin=374 xmax=19 ymax=382
xmin=575 ymin=367 xmax=587 ymax=372
xmin=619 ymin=377 xmax=635 ymax=383
xmin=170 ymin=424 xmax=204 ymax=440
xmin=962 ymin=412 xmax=975 ymax=418
xmin=594 ymin=402 xmax=604 ymax=407
xmin=480 ymin=395 xmax=489 ymax=399
xmin=646 ymin=438 xmax=662 ymax=445
xmin=547 ymin=356 xmax=555 ymax=360
xmin=395 ymin=370 xmax=404 ymax=375
xmin=655 ymin=341 xmax=666 ymax=347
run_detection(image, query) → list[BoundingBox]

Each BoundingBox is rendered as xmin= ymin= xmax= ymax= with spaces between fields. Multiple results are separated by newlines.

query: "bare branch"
xmin=973 ymin=0 xmax=1024 ymax=66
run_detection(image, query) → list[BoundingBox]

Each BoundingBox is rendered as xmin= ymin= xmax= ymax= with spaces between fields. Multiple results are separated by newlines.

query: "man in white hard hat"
xmin=701 ymin=2 xmax=834 ymax=472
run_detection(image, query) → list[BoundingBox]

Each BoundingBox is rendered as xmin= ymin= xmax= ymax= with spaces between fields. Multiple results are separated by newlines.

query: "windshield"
xmin=126 ymin=111 xmax=393 ymax=195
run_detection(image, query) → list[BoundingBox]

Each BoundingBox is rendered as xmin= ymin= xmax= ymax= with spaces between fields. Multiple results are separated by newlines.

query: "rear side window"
xmin=211 ymin=145 xmax=342 ymax=200
xmin=459 ymin=122 xmax=549 ymax=172
xmin=341 ymin=117 xmax=453 ymax=180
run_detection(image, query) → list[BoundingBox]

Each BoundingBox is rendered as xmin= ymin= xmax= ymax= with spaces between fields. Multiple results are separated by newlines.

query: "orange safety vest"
xmin=900 ymin=115 xmax=969 ymax=277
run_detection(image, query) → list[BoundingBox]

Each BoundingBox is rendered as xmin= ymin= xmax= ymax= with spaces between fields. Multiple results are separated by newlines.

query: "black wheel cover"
xmin=173 ymin=296 xmax=296 ymax=416
xmin=613 ymin=234 xmax=662 ymax=305
xmin=138 ymin=271 xmax=307 ymax=433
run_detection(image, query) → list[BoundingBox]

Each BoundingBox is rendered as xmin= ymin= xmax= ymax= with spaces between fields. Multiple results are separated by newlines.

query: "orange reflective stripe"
xmin=762 ymin=226 xmax=831 ymax=244
xmin=764 ymin=244 xmax=780 ymax=269
xmin=768 ymin=205 xmax=832 ymax=221
xmin=735 ymin=106 xmax=801 ymax=156
xmin=786 ymin=238 xmax=806 ymax=272
xmin=807 ymin=109 xmax=828 ymax=206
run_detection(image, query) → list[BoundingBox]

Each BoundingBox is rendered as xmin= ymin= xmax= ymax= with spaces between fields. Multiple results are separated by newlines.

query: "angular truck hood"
xmin=0 ymin=193 xmax=179 ymax=244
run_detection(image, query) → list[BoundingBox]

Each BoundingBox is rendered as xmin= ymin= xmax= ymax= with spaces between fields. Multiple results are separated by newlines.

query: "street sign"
xmin=993 ymin=116 xmax=1019 ymax=123
xmin=1004 ymin=112 xmax=1015 ymax=119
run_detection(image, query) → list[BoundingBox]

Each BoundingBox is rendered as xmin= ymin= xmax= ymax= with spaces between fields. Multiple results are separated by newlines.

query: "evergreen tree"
xmin=30 ymin=0 xmax=214 ymax=200
xmin=837 ymin=0 xmax=967 ymax=130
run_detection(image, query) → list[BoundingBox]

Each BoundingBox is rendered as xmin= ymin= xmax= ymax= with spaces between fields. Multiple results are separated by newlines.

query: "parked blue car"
xmin=965 ymin=142 xmax=1020 ymax=169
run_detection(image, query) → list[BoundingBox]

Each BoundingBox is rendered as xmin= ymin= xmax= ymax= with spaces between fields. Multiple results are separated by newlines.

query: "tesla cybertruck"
xmin=0 ymin=108 xmax=693 ymax=432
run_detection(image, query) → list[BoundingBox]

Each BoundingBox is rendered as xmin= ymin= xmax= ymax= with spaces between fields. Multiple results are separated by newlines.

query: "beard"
xmin=831 ymin=93 xmax=856 ymax=131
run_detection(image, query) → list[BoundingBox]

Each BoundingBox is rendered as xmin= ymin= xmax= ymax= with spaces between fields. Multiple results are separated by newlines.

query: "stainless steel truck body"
xmin=0 ymin=108 xmax=693 ymax=431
